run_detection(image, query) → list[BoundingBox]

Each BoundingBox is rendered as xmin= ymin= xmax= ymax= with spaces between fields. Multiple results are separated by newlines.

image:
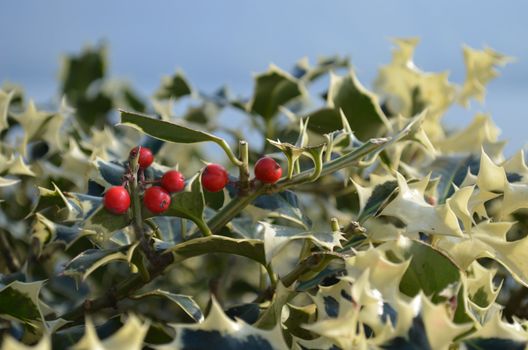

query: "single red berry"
xmin=161 ymin=170 xmax=185 ymax=193
xmin=130 ymin=146 xmax=154 ymax=169
xmin=143 ymin=186 xmax=171 ymax=214
xmin=254 ymin=157 xmax=282 ymax=184
xmin=201 ymin=164 xmax=229 ymax=192
xmin=103 ymin=186 xmax=131 ymax=215
xmin=425 ymin=195 xmax=437 ymax=206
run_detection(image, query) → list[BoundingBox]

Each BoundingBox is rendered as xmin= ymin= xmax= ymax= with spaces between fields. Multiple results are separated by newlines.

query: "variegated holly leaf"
xmin=1 ymin=335 xmax=51 ymax=350
xmin=437 ymin=220 xmax=528 ymax=287
xmin=12 ymin=101 xmax=54 ymax=156
xmin=158 ymin=297 xmax=288 ymax=349
xmin=435 ymin=114 xmax=502 ymax=157
xmin=462 ymin=311 xmax=528 ymax=347
xmin=31 ymin=213 xmax=94 ymax=256
xmin=380 ymin=172 xmax=463 ymax=237
xmin=0 ymin=155 xmax=35 ymax=177
xmin=374 ymin=38 xmax=456 ymax=119
xmin=0 ymin=281 xmax=66 ymax=334
xmin=130 ymin=290 xmax=203 ymax=323
xmin=459 ymin=46 xmax=512 ymax=106
xmin=71 ymin=315 xmax=149 ymax=350
xmin=62 ymin=246 xmax=131 ymax=282
xmin=458 ymin=261 xmax=502 ymax=324
xmin=0 ymin=89 xmax=14 ymax=132
xmin=258 ymin=222 xmax=344 ymax=264
xmin=303 ymin=271 xmax=397 ymax=348
xmin=0 ymin=176 xmax=19 ymax=187
xmin=419 ymin=294 xmax=473 ymax=350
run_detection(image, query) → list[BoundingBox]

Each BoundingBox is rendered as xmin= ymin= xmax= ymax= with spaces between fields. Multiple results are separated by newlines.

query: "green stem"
xmin=330 ymin=217 xmax=340 ymax=232
xmin=218 ymin=139 xmax=243 ymax=167
xmin=207 ymin=188 xmax=265 ymax=233
xmin=195 ymin=219 xmax=213 ymax=237
xmin=276 ymin=137 xmax=389 ymax=189
xmin=129 ymin=165 xmax=145 ymax=242
xmin=265 ymin=264 xmax=278 ymax=288
xmin=206 ymin=138 xmax=390 ymax=234
xmin=238 ymin=140 xmax=251 ymax=196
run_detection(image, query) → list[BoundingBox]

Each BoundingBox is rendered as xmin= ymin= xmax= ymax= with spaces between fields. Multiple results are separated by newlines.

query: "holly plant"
xmin=1 ymin=39 xmax=527 ymax=350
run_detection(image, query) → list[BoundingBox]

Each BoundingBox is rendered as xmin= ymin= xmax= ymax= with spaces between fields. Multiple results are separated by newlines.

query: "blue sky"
xmin=1 ymin=1 xmax=527 ymax=154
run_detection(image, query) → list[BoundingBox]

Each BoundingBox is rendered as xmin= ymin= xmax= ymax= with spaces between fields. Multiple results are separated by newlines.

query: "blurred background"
xmin=1 ymin=0 xmax=526 ymax=154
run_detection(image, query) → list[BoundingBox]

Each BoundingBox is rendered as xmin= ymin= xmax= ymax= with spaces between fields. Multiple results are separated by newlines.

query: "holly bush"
xmin=1 ymin=39 xmax=527 ymax=349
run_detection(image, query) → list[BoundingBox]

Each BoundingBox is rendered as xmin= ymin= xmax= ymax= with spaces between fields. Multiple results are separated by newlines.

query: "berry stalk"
xmin=129 ymin=147 xmax=146 ymax=242
xmin=238 ymin=140 xmax=250 ymax=196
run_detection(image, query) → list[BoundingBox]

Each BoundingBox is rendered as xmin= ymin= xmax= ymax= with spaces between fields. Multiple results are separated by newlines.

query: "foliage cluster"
xmin=0 ymin=39 xmax=527 ymax=349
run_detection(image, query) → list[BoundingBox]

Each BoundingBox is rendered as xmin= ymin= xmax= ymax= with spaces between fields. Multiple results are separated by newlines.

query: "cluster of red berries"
xmin=103 ymin=147 xmax=184 ymax=215
xmin=103 ymin=146 xmax=283 ymax=215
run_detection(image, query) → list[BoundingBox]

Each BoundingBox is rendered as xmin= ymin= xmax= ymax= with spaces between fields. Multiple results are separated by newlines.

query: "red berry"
xmin=143 ymin=186 xmax=171 ymax=214
xmin=425 ymin=195 xmax=437 ymax=206
xmin=254 ymin=157 xmax=282 ymax=184
xmin=103 ymin=186 xmax=131 ymax=215
xmin=201 ymin=164 xmax=229 ymax=192
xmin=161 ymin=170 xmax=185 ymax=193
xmin=130 ymin=146 xmax=154 ymax=169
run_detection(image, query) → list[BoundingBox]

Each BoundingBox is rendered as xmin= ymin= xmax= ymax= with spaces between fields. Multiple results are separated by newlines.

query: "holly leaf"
xmin=71 ymin=315 xmax=149 ymax=350
xmin=0 ymin=89 xmax=14 ymax=132
xmin=309 ymin=70 xmax=390 ymax=139
xmin=164 ymin=235 xmax=265 ymax=266
xmin=62 ymin=246 xmax=130 ymax=282
xmin=259 ymin=222 xmax=344 ymax=264
xmin=156 ymin=175 xmax=209 ymax=235
xmin=130 ymin=290 xmax=203 ymax=323
xmin=155 ymin=71 xmax=192 ymax=100
xmin=119 ymin=110 xmax=226 ymax=145
xmin=158 ymin=297 xmax=288 ymax=350
xmin=459 ymin=46 xmax=512 ymax=106
xmin=380 ymin=173 xmax=464 ymax=237
xmin=248 ymin=65 xmax=302 ymax=121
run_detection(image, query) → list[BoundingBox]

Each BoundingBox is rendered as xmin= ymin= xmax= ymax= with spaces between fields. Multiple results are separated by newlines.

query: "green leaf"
xmin=248 ymin=65 xmax=302 ymax=120
xmin=130 ymin=290 xmax=203 ymax=323
xmin=63 ymin=247 xmax=129 ymax=282
xmin=160 ymin=175 xmax=209 ymax=235
xmin=119 ymin=110 xmax=239 ymax=165
xmin=251 ymin=190 xmax=310 ymax=229
xmin=429 ymin=154 xmax=479 ymax=203
xmin=357 ymin=180 xmax=398 ymax=222
xmin=0 ymin=281 xmax=45 ymax=328
xmin=119 ymin=110 xmax=224 ymax=144
xmin=309 ymin=71 xmax=390 ymax=139
xmin=164 ymin=236 xmax=266 ymax=266
xmin=398 ymin=240 xmax=460 ymax=301
xmin=292 ymin=55 xmax=350 ymax=82
xmin=155 ymin=71 xmax=192 ymax=100
xmin=82 ymin=205 xmax=131 ymax=236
